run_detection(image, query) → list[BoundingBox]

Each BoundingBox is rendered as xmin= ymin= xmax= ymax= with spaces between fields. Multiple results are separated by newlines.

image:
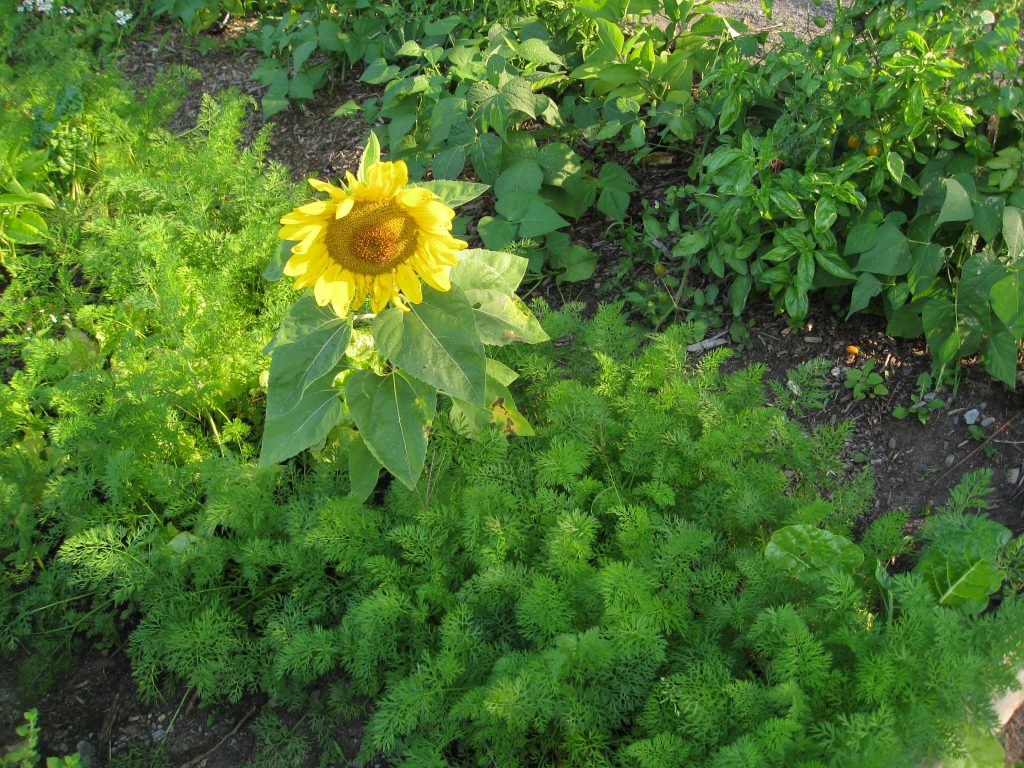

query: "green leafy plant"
xmin=1 ymin=710 xmax=81 ymax=768
xmin=768 ymin=357 xmax=832 ymax=415
xmin=844 ymin=358 xmax=889 ymax=400
xmin=892 ymin=371 xmax=947 ymax=423
xmin=259 ymin=135 xmax=548 ymax=493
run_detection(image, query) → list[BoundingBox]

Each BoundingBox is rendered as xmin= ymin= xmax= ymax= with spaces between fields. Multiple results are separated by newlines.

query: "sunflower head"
xmin=278 ymin=158 xmax=468 ymax=317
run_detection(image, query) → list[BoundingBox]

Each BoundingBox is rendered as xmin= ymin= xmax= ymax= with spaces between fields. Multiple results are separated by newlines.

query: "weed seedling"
xmin=893 ymin=372 xmax=947 ymax=424
xmin=844 ymin=358 xmax=888 ymax=400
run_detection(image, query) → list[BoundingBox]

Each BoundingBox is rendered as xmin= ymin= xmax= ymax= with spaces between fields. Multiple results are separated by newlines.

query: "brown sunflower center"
xmin=324 ymin=199 xmax=418 ymax=275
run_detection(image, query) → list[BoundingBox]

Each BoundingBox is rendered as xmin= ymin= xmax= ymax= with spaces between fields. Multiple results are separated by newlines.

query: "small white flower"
xmin=60 ymin=6 xmax=74 ymax=14
xmin=114 ymin=8 xmax=132 ymax=25
xmin=36 ymin=0 xmax=53 ymax=12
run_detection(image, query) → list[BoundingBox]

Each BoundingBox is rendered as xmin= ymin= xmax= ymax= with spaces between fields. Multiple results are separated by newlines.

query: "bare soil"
xmin=3 ymin=9 xmax=1023 ymax=766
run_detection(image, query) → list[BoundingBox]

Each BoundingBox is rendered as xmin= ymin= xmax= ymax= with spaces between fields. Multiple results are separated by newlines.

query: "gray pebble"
xmin=944 ymin=454 xmax=956 ymax=467
xmin=1008 ymin=467 xmax=1021 ymax=485
xmin=152 ymin=727 xmax=165 ymax=741
xmin=981 ymin=416 xmax=995 ymax=428
xmin=870 ymin=458 xmax=883 ymax=466
xmin=887 ymin=437 xmax=896 ymax=450
xmin=76 ymin=740 xmax=96 ymax=766
xmin=963 ymin=409 xmax=980 ymax=425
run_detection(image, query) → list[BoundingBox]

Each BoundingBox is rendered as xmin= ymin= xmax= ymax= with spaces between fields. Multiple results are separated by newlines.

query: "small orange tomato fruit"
xmin=866 ymin=144 xmax=881 ymax=157
xmin=847 ymin=135 xmax=862 ymax=149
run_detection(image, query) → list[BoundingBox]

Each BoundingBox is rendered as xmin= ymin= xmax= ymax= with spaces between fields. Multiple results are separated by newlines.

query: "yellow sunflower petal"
xmin=334 ymin=197 xmax=355 ymax=219
xmin=291 ymin=229 xmax=325 ymax=255
xmin=329 ymin=279 xmax=352 ymax=317
xmin=415 ymin=259 xmax=451 ymax=292
xmin=349 ymin=277 xmax=368 ymax=312
xmin=313 ymin=265 xmax=342 ymax=306
xmin=308 ymin=178 xmax=347 ymax=201
xmin=279 ymin=222 xmax=321 ymax=240
xmin=369 ymin=275 xmax=395 ymax=313
xmin=396 ymin=187 xmax=434 ymax=209
xmin=407 ymin=199 xmax=457 ymax=234
xmin=394 ymin=262 xmax=423 ymax=304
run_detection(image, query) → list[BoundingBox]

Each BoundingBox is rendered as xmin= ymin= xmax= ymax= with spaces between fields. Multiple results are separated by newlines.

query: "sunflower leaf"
xmin=259 ymin=370 xmax=344 ymax=467
xmin=263 ymin=239 xmax=296 ymax=281
xmin=374 ymin=287 xmax=487 ymax=405
xmin=360 ymin=131 xmax=381 ymax=177
xmin=407 ymin=180 xmax=489 ymax=207
xmin=347 ymin=433 xmax=383 ymax=502
xmin=263 ymin=296 xmax=351 ymax=382
xmin=451 ymin=251 xmax=547 ymax=345
xmin=345 ymin=369 xmax=436 ymax=490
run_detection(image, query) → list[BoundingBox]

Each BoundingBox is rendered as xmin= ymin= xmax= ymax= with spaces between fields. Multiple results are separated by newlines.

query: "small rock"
xmin=870 ymin=458 xmax=883 ymax=466
xmin=76 ymin=740 xmax=96 ymax=766
xmin=152 ymin=727 xmax=165 ymax=741
xmin=944 ymin=454 xmax=956 ymax=467
xmin=804 ymin=336 xmax=822 ymax=343
xmin=831 ymin=366 xmax=842 ymax=378
xmin=887 ymin=437 xmax=896 ymax=450
xmin=1008 ymin=467 xmax=1021 ymax=486
xmin=963 ymin=409 xmax=980 ymax=425
xmin=981 ymin=416 xmax=995 ymax=428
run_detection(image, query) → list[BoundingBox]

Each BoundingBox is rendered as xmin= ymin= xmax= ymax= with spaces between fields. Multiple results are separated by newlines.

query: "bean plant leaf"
xmin=596 ymin=162 xmax=637 ymax=221
xmin=765 ymin=525 xmax=864 ymax=583
xmin=982 ymin=328 xmax=1018 ymax=388
xmin=494 ymin=159 xmax=544 ymax=198
xmin=374 ymin=287 xmax=487 ymax=405
xmin=936 ymin=177 xmax=974 ymax=226
xmin=852 ymin=222 xmax=911 ymax=276
xmin=1005 ymin=205 xmax=1024 ymax=261
xmin=345 ymin=369 xmax=436 ymax=490
xmin=990 ymin=269 xmax=1024 ymax=336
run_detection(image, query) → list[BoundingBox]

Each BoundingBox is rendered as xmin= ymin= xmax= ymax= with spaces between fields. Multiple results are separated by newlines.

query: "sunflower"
xmin=278 ymin=160 xmax=467 ymax=317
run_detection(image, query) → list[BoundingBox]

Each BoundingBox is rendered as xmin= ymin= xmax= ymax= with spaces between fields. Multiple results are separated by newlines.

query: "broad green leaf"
xmin=990 ymin=269 xmax=1024 ymax=336
xmin=450 ymin=254 xmax=547 ymax=345
xmin=853 ymin=222 xmax=911 ymax=276
xmin=477 ymin=216 xmax=517 ymax=250
xmin=596 ymin=162 xmax=637 ymax=221
xmin=916 ymin=544 xmax=1006 ymax=614
xmin=495 ymin=194 xmax=568 ymax=238
xmin=813 ymin=198 xmax=837 ymax=231
xmin=469 ymin=133 xmax=503 ymax=185
xmin=921 ymin=297 xmax=961 ymax=365
xmin=455 ymin=248 xmax=528 ymax=290
xmin=814 ymin=250 xmax=856 ymax=280
xmin=345 ymin=370 xmax=436 ymax=489
xmin=264 ymin=297 xmax=351 ymax=415
xmin=972 ymin=198 xmax=1004 ymax=243
xmin=885 ymin=151 xmax=904 ymax=184
xmin=550 ymin=243 xmax=597 ymax=284
xmin=259 ymin=370 xmax=343 ymax=466
xmin=1005 ymin=206 xmax=1024 ymax=261
xmin=263 ymin=239 xmax=296 ymax=281
xmin=672 ymin=231 xmax=708 ymax=258
xmin=847 ymin=272 xmax=882 ymax=317
xmin=517 ymin=38 xmax=563 ymax=67
xmin=494 ymin=159 xmax=544 ymax=198
xmin=347 ymin=434 xmax=382 ymax=502
xmin=957 ymin=253 xmax=1004 ymax=316
xmin=407 ymin=180 xmax=488 ymax=207
xmin=942 ymin=728 xmax=1005 ymax=768
xmin=373 ymin=287 xmax=486 ymax=405
xmin=982 ymin=328 xmax=1019 ymax=388
xmin=4 ymin=211 xmax=48 ymax=244
xmin=450 ymin=369 xmax=535 ymax=437
xmin=317 ymin=20 xmax=345 ymax=52
xmin=431 ymin=146 xmax=466 ymax=180
xmin=500 ymin=78 xmax=538 ymax=119
xmin=936 ymin=177 xmax=974 ymax=226
xmin=765 ymin=525 xmax=864 ymax=583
